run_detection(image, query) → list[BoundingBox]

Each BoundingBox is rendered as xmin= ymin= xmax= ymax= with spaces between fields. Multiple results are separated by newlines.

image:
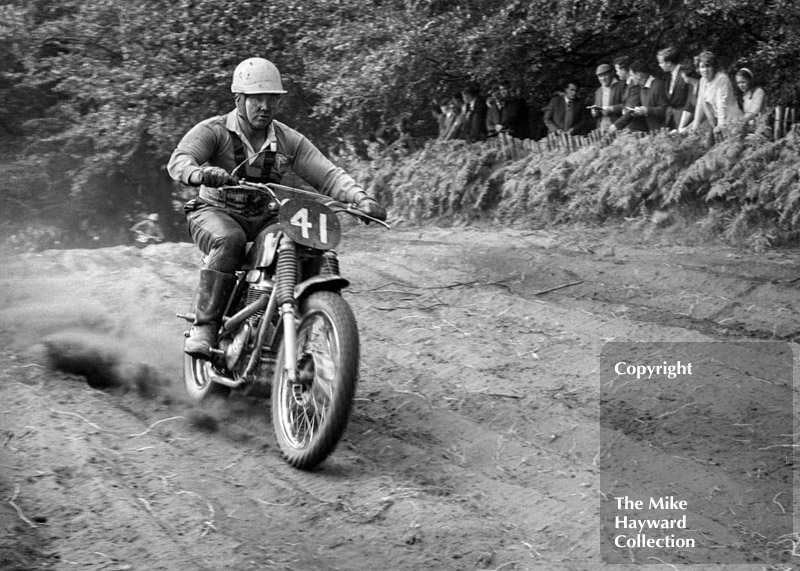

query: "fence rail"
xmin=490 ymin=106 xmax=799 ymax=160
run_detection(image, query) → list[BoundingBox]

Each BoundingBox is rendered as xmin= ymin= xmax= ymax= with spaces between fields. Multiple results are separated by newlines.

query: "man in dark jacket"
xmin=544 ymin=80 xmax=589 ymax=136
xmin=609 ymin=56 xmax=648 ymax=133
xmin=460 ymin=85 xmax=487 ymax=142
xmin=657 ymin=46 xmax=689 ymax=130
xmin=495 ymin=80 xmax=531 ymax=139
xmin=624 ymin=59 xmax=669 ymax=132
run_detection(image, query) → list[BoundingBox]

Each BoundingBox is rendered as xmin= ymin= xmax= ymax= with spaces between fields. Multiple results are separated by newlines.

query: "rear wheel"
xmin=271 ymin=291 xmax=359 ymax=469
xmin=183 ymin=353 xmax=230 ymax=402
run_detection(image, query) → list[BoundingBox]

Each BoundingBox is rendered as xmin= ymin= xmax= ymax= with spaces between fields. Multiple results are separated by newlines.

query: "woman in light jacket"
xmin=690 ymin=51 xmax=742 ymax=133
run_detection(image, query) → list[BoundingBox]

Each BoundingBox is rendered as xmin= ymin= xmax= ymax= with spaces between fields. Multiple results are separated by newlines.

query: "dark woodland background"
xmin=2 ymin=0 xmax=799 ymax=249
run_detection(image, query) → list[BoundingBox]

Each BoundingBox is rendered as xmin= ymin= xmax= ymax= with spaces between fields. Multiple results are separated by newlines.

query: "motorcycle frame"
xmin=214 ymin=238 xmax=348 ymax=387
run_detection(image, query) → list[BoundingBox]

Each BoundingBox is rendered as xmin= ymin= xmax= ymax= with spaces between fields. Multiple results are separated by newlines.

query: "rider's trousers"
xmin=185 ymin=199 xmax=273 ymax=273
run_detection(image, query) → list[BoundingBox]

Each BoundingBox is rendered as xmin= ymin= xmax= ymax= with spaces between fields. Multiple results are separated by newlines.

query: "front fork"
xmin=274 ymin=236 xmax=304 ymax=402
xmin=280 ymin=301 xmax=298 ymax=384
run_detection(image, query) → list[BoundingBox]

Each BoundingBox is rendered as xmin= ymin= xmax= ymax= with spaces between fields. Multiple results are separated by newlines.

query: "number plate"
xmin=279 ymin=197 xmax=341 ymax=250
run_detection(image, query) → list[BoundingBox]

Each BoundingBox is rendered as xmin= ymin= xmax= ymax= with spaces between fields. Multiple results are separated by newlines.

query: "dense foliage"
xmin=350 ymin=120 xmax=800 ymax=250
xmin=1 ymin=0 xmax=800 ymax=248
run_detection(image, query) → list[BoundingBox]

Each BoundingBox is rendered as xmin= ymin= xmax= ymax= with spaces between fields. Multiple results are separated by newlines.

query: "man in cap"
xmin=590 ymin=63 xmax=624 ymax=132
xmin=168 ymin=57 xmax=387 ymax=358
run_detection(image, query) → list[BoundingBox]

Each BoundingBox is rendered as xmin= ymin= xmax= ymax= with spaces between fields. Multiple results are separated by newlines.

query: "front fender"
xmin=294 ymin=274 xmax=350 ymax=300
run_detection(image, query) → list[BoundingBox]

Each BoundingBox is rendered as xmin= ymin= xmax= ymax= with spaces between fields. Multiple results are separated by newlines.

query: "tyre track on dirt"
xmin=1 ymin=367 xmax=232 ymax=570
xmin=460 ymin=236 xmax=800 ymax=341
xmin=2 ymin=227 xmax=799 ymax=570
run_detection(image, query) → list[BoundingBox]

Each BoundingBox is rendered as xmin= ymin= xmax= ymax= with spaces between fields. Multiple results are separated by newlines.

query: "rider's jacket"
xmin=168 ymin=111 xmax=365 ymax=214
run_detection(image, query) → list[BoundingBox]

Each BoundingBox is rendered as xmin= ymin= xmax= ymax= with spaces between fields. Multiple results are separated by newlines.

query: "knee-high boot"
xmin=185 ymin=269 xmax=237 ymax=359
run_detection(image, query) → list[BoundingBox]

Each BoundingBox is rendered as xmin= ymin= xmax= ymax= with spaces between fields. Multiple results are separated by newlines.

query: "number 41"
xmin=289 ymin=207 xmax=328 ymax=243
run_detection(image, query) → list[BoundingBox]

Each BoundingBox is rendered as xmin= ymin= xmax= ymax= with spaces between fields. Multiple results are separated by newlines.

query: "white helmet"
xmin=231 ymin=57 xmax=287 ymax=94
xmin=147 ymin=213 xmax=159 ymax=222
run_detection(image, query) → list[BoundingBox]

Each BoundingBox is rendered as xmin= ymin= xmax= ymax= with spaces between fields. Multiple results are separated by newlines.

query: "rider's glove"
xmin=193 ymin=167 xmax=235 ymax=188
xmin=356 ymin=196 xmax=387 ymax=221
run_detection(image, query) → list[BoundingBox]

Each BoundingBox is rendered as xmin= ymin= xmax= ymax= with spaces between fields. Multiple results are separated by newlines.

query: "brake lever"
xmin=344 ymin=204 xmax=391 ymax=228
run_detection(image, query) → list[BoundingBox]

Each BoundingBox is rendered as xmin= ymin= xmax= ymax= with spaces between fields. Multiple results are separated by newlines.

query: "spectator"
xmin=609 ymin=56 xmax=647 ymax=133
xmin=657 ymin=46 xmax=690 ymax=130
xmin=623 ymin=59 xmax=668 ymax=132
xmin=432 ymin=100 xmax=444 ymax=136
xmin=496 ymin=80 xmax=531 ymax=139
xmin=486 ymin=86 xmax=502 ymax=137
xmin=590 ymin=63 xmax=624 ymax=132
xmin=374 ymin=125 xmax=398 ymax=149
xmin=460 ymin=85 xmax=488 ymax=142
xmin=445 ymin=94 xmax=465 ymax=140
xmin=691 ymin=50 xmax=742 ymax=132
xmin=735 ymin=68 xmax=767 ymax=124
xmin=544 ymin=80 xmax=589 ymax=136
xmin=387 ymin=117 xmax=418 ymax=155
xmin=438 ymin=98 xmax=461 ymax=140
xmin=676 ymin=58 xmax=701 ymax=132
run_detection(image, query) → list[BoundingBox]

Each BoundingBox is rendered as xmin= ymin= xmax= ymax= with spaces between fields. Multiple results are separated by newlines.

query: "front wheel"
xmin=272 ymin=291 xmax=360 ymax=469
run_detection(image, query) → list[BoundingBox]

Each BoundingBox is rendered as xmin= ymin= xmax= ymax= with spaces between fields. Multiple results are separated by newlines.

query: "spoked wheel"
xmin=183 ymin=353 xmax=231 ymax=402
xmin=272 ymin=291 xmax=360 ymax=469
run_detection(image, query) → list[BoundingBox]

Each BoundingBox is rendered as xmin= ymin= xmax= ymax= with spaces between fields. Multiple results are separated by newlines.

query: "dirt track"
xmin=1 ymin=223 xmax=798 ymax=571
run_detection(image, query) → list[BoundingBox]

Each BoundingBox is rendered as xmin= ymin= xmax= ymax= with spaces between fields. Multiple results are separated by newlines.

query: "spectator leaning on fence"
xmin=690 ymin=50 xmax=743 ymax=133
xmin=624 ymin=59 xmax=669 ymax=132
xmin=676 ymin=58 xmax=701 ymax=133
xmin=437 ymin=98 xmax=458 ymax=140
xmin=591 ymin=63 xmax=624 ymax=132
xmin=735 ymin=68 xmax=767 ymax=125
xmin=609 ymin=56 xmax=647 ymax=133
xmin=496 ymin=80 xmax=532 ymax=140
xmin=460 ymin=85 xmax=488 ymax=142
xmin=486 ymin=86 xmax=502 ymax=137
xmin=657 ymin=46 xmax=689 ymax=130
xmin=444 ymin=94 xmax=465 ymax=140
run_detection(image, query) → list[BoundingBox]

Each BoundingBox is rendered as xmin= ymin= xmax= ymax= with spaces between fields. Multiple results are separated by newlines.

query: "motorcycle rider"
xmin=130 ymin=213 xmax=164 ymax=245
xmin=168 ymin=57 xmax=387 ymax=358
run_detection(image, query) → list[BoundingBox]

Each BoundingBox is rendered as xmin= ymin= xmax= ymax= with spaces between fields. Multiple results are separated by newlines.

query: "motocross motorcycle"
xmin=177 ymin=181 xmax=388 ymax=469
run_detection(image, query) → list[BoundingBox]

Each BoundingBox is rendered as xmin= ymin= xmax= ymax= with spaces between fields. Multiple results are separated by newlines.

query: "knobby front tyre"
xmin=271 ymin=291 xmax=360 ymax=469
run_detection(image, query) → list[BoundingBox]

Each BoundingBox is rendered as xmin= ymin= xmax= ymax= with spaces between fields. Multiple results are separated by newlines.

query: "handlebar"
xmin=221 ymin=181 xmax=391 ymax=228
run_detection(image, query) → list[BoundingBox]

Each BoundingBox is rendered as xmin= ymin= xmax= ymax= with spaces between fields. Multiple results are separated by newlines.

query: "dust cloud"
xmin=0 ymin=245 xmax=278 ymax=442
xmin=0 ymin=248 xmax=188 ymax=402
